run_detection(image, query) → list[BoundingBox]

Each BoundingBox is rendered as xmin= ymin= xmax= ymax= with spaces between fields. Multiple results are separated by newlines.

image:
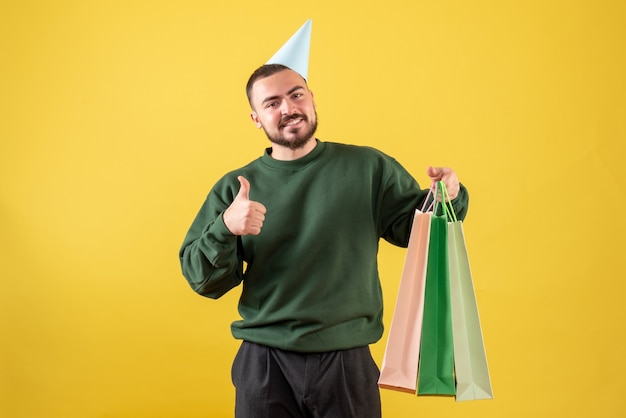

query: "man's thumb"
xmin=236 ymin=176 xmax=251 ymax=200
xmin=427 ymin=166 xmax=442 ymax=180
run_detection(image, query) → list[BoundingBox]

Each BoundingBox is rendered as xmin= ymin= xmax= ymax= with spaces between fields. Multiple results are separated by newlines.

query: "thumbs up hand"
xmin=223 ymin=176 xmax=267 ymax=236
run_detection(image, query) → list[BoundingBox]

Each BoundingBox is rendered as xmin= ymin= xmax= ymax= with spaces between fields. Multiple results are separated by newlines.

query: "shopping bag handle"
xmin=433 ymin=181 xmax=458 ymax=222
xmin=419 ymin=182 xmax=437 ymax=212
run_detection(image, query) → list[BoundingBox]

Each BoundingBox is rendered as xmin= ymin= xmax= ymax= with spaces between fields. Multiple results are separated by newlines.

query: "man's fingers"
xmin=426 ymin=166 xmax=460 ymax=200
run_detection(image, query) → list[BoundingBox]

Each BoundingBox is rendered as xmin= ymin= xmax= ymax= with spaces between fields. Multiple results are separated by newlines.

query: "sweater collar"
xmin=261 ymin=139 xmax=326 ymax=171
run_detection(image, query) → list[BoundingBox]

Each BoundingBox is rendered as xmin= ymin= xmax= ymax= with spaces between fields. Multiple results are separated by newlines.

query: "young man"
xmin=179 ymin=64 xmax=469 ymax=417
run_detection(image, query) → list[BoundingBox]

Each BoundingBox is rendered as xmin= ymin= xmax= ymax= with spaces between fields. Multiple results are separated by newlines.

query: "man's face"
xmin=250 ymin=69 xmax=317 ymax=150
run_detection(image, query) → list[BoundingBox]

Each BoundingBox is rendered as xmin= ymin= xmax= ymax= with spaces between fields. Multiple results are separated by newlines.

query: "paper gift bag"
xmin=378 ymin=209 xmax=432 ymax=392
xmin=417 ymin=182 xmax=456 ymax=396
xmin=448 ymin=216 xmax=493 ymax=401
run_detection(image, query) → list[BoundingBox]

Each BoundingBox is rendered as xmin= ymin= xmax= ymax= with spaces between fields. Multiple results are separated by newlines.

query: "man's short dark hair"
xmin=246 ymin=64 xmax=305 ymax=108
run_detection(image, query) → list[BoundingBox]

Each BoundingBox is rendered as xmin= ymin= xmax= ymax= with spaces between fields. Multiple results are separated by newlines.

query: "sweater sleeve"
xmin=377 ymin=156 xmax=470 ymax=247
xmin=178 ymin=183 xmax=244 ymax=299
xmin=378 ymin=158 xmax=427 ymax=248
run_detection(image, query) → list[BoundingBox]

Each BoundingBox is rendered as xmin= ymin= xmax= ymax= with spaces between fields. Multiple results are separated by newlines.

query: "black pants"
xmin=232 ymin=341 xmax=382 ymax=418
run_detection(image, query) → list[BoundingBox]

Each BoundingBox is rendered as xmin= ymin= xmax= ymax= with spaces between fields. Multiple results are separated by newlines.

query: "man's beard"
xmin=263 ymin=112 xmax=318 ymax=151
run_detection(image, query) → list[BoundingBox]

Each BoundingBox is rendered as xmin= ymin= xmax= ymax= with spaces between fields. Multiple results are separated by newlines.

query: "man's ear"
xmin=310 ymin=90 xmax=316 ymax=109
xmin=250 ymin=111 xmax=262 ymax=129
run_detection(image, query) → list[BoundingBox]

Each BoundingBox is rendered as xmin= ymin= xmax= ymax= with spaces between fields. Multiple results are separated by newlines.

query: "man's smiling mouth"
xmin=280 ymin=116 xmax=305 ymax=128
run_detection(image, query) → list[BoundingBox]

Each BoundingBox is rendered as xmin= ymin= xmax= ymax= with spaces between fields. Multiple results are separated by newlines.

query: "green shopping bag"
xmin=447 ymin=197 xmax=493 ymax=401
xmin=417 ymin=181 xmax=455 ymax=396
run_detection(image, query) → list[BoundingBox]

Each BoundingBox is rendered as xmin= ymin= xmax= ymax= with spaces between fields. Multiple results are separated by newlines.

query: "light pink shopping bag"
xmin=379 ymin=209 xmax=432 ymax=393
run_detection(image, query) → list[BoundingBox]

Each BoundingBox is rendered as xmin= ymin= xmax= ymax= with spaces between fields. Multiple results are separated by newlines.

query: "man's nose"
xmin=280 ymin=99 xmax=297 ymax=115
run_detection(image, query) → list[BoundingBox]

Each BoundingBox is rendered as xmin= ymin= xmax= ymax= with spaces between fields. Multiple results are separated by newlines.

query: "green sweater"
xmin=179 ymin=140 xmax=469 ymax=352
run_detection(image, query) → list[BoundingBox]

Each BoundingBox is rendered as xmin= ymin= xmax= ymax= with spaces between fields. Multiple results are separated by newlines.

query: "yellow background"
xmin=2 ymin=1 xmax=625 ymax=417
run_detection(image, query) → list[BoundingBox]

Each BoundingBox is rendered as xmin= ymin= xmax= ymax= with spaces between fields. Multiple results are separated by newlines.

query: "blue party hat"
xmin=266 ymin=19 xmax=312 ymax=80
